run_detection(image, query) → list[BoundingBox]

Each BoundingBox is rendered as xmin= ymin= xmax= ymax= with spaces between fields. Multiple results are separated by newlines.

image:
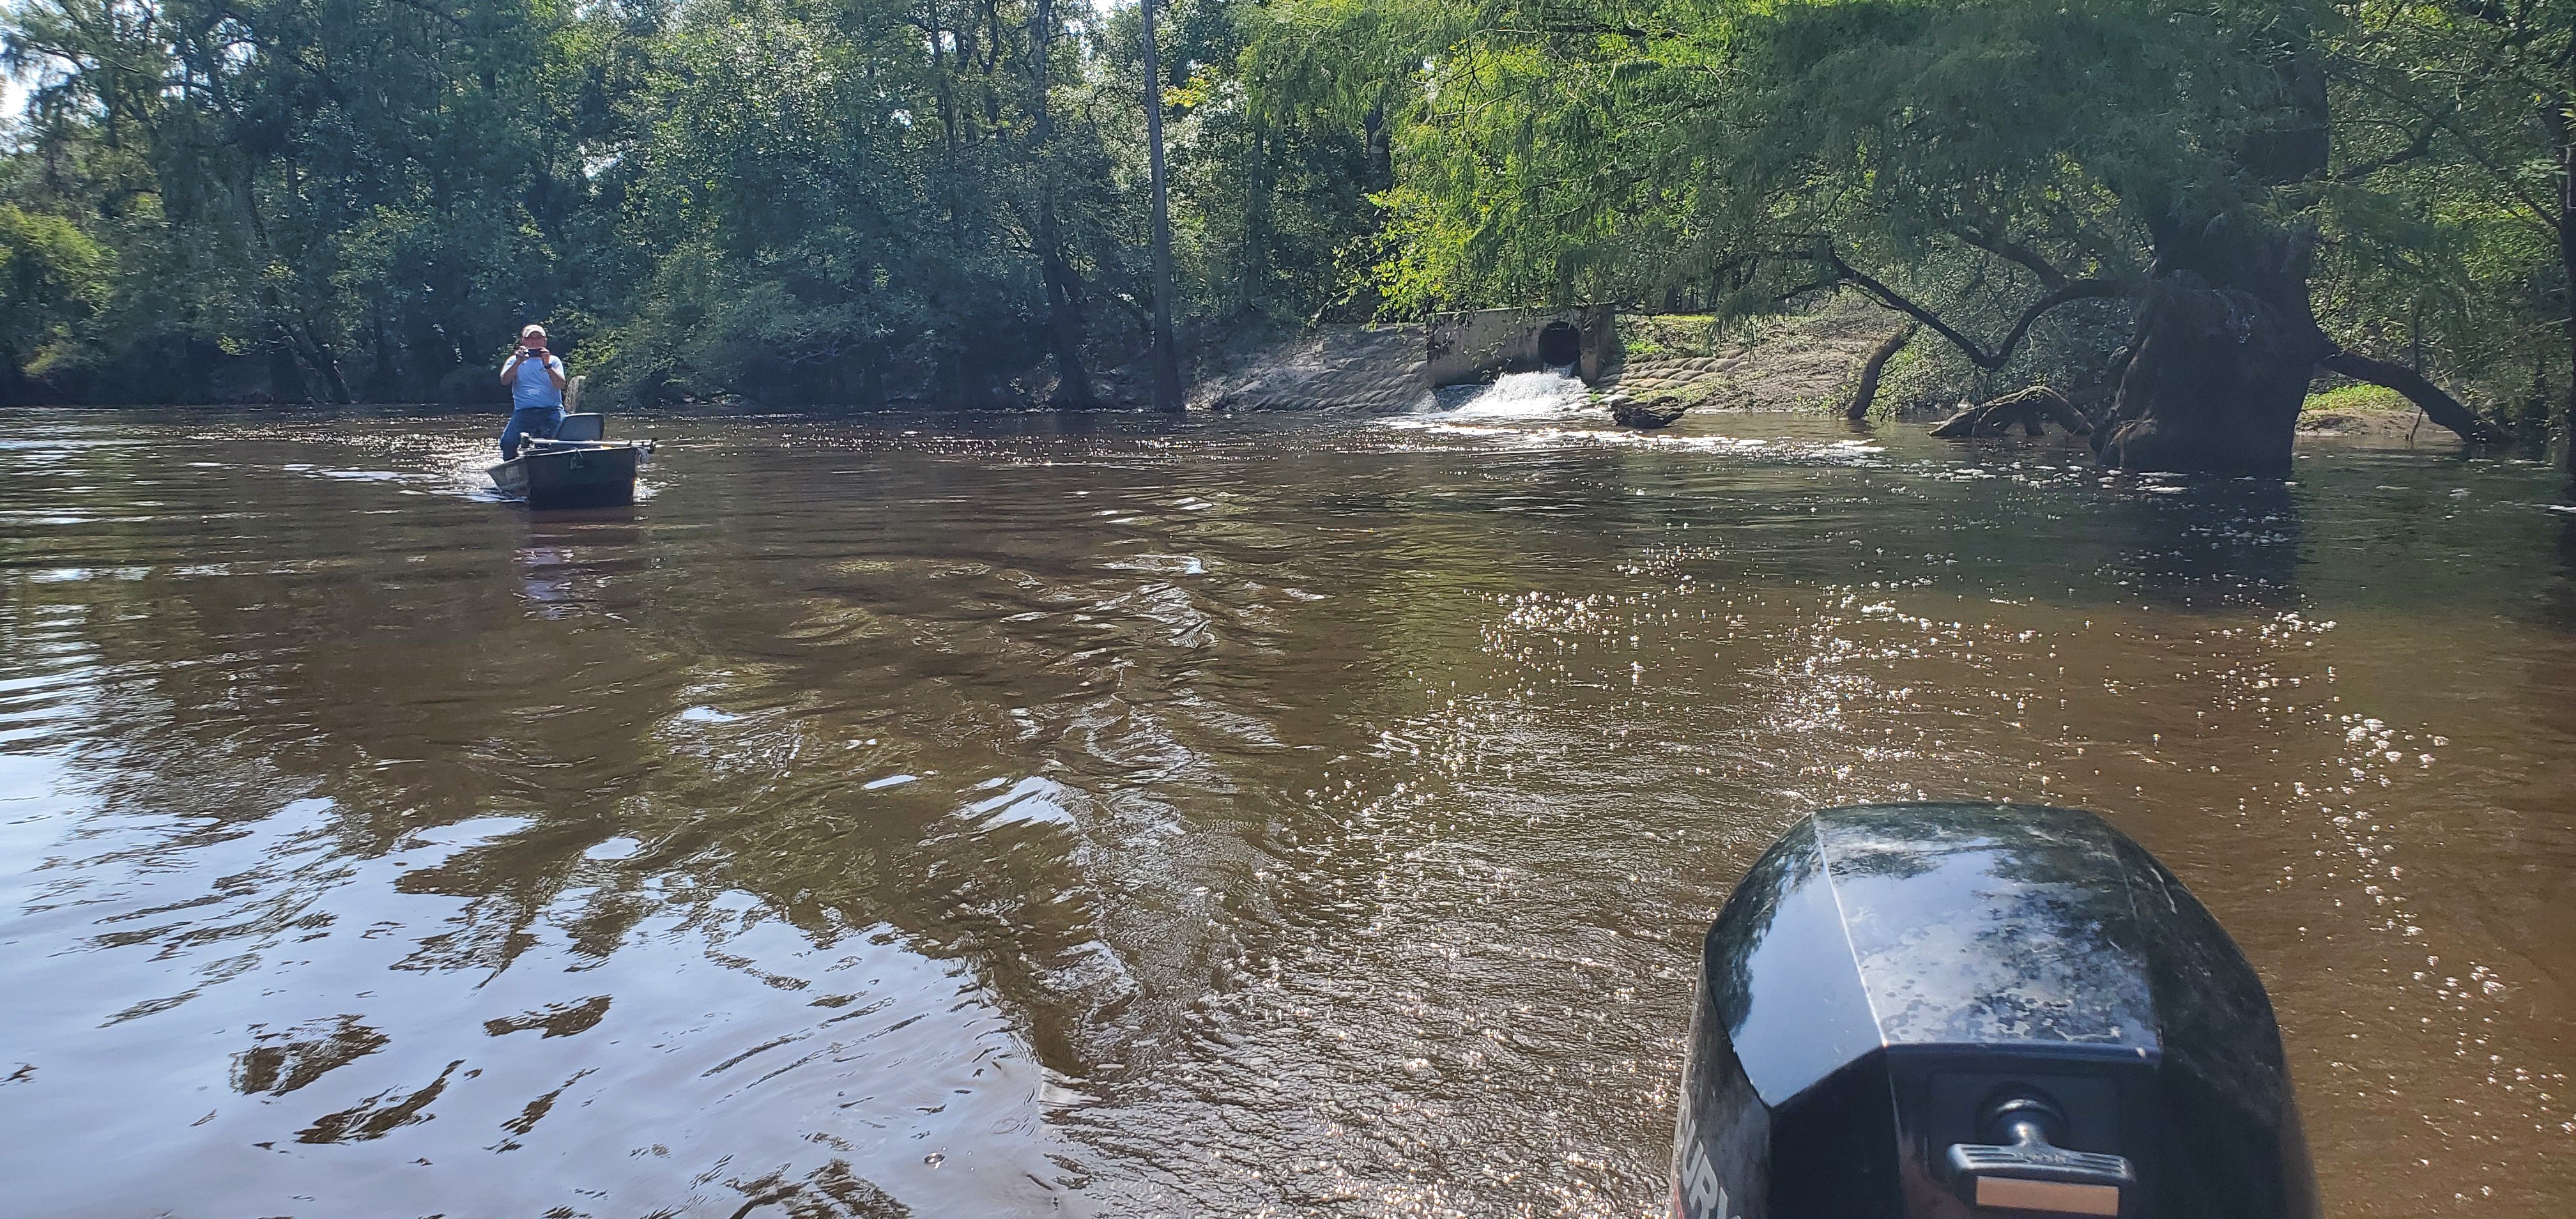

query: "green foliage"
xmin=1294 ymin=0 xmax=2333 ymax=312
xmin=2303 ymin=382 xmax=2411 ymax=413
xmin=1 ymin=0 xmax=621 ymax=401
xmin=1271 ymin=0 xmax=2568 ymax=427
xmin=0 ymin=0 xmax=1379 ymax=404
xmin=2319 ymin=0 xmax=2573 ymax=427
xmin=1 ymin=0 xmax=2561 ymax=420
xmin=0 ymin=203 xmax=111 ymax=378
xmin=588 ymin=0 xmax=1070 ymax=404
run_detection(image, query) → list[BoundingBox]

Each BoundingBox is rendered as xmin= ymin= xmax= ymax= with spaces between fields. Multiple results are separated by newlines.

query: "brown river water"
xmin=2 ymin=393 xmax=2572 ymax=1218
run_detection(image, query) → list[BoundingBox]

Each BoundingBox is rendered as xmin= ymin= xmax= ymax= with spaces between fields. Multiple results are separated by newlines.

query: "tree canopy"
xmin=1 ymin=0 xmax=2566 ymax=450
xmin=0 ymin=0 xmax=1373 ymax=406
xmin=1330 ymin=0 xmax=2565 ymax=456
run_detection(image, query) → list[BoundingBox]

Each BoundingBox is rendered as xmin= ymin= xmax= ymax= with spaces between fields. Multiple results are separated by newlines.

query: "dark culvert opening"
xmin=1537 ymin=320 xmax=1582 ymax=369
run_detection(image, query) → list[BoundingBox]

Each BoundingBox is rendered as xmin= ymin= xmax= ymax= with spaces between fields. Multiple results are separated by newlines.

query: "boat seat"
xmin=554 ymin=413 xmax=605 ymax=441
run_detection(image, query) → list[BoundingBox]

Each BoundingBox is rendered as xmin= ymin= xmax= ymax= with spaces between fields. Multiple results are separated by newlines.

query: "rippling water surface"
xmin=3 ymin=402 xmax=2572 ymax=1217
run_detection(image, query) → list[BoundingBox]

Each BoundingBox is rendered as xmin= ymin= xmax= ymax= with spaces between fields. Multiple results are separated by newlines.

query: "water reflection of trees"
xmin=1 ymin=428 xmax=2402 ymax=1048
xmin=13 ymin=438 xmax=1167 ymax=1209
xmin=1700 ymin=804 xmax=2300 ymax=1211
xmin=9 ymin=433 xmax=1280 ymax=1075
xmin=1707 ymin=805 xmax=2156 ymax=1059
xmin=1871 ymin=454 xmax=2306 ymax=613
xmin=17 ymin=415 xmax=2446 ymax=1213
xmin=2106 ymin=480 xmax=2302 ymax=612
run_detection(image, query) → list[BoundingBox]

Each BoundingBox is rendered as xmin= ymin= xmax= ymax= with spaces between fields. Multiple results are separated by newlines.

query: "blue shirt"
xmin=505 ymin=351 xmax=565 ymax=412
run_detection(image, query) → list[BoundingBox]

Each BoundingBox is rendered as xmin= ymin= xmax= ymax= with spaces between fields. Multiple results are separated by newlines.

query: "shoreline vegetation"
xmin=10 ymin=295 xmax=2460 ymax=453
xmin=2 ymin=0 xmax=2566 ymax=474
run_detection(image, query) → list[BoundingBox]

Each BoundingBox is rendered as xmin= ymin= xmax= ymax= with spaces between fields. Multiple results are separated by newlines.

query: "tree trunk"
xmin=1239 ymin=118 xmax=1275 ymax=315
xmin=1363 ymin=100 xmax=1393 ymax=190
xmin=938 ymin=346 xmax=1000 ymax=408
xmin=1030 ymin=0 xmax=1093 ymax=408
xmin=367 ymin=303 xmax=402 ymax=401
xmin=1140 ymin=0 xmax=1184 ymax=413
xmin=266 ymin=337 xmax=310 ymax=404
xmin=2094 ymin=56 xmax=2331 ymax=477
xmin=1845 ymin=323 xmax=1914 ymax=419
xmin=2093 ymin=264 xmax=2324 ymax=477
xmin=930 ymin=0 xmax=963 ymax=249
xmin=2545 ymin=92 xmax=2573 ymax=475
xmin=297 ymin=321 xmax=355 ymax=403
xmin=1039 ymin=235 xmax=1094 ymax=406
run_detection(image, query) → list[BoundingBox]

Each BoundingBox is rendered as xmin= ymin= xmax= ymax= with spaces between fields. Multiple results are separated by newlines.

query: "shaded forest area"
xmin=1 ymin=0 xmax=2568 ymax=468
xmin=0 ymin=0 xmax=1386 ymax=408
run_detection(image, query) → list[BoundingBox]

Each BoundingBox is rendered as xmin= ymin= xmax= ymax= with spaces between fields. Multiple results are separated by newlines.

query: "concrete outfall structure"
xmin=1198 ymin=302 xmax=1900 ymax=417
xmin=1423 ymin=306 xmax=1617 ymax=386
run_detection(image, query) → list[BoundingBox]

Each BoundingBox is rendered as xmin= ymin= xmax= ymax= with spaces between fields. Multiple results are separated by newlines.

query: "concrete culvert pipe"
xmin=1537 ymin=320 xmax=1581 ymax=369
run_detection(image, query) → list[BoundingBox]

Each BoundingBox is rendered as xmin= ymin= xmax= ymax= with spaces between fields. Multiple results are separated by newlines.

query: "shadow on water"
xmin=2104 ymin=477 xmax=2303 ymax=613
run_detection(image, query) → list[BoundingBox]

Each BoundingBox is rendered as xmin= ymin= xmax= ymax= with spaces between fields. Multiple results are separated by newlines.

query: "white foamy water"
xmin=1436 ymin=369 xmax=1591 ymax=419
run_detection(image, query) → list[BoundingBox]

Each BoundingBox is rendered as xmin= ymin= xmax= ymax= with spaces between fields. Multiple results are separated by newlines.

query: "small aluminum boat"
xmin=487 ymin=381 xmax=653 ymax=509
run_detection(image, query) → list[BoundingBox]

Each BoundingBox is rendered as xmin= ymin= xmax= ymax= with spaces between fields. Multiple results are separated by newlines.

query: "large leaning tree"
xmin=1319 ymin=0 xmax=2542 ymax=475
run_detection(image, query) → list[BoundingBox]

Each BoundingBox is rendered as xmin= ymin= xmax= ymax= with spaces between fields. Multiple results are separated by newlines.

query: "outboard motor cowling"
xmin=1673 ymin=804 xmax=2316 ymax=1219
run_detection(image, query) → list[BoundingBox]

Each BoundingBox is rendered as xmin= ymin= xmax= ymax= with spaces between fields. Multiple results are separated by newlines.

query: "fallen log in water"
xmin=1929 ymin=385 xmax=2094 ymax=438
xmin=1607 ymin=393 xmax=1689 ymax=429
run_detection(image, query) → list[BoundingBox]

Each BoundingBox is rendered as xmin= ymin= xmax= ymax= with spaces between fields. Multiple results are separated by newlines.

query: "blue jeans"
xmin=500 ymin=406 xmax=560 ymax=461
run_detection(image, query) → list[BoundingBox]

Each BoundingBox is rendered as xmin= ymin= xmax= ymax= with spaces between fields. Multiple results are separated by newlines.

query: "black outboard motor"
xmin=1673 ymin=804 xmax=2317 ymax=1219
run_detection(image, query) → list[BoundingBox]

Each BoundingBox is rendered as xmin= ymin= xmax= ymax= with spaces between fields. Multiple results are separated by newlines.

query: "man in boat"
xmin=498 ymin=325 xmax=570 ymax=461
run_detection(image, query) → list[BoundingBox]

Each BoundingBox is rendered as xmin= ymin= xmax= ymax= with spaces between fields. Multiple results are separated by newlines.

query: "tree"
xmin=0 ymin=204 xmax=109 ymax=399
xmin=1163 ymin=0 xmax=1399 ymax=321
xmin=3 ymin=0 xmax=609 ymax=401
xmin=1031 ymin=0 xmax=1096 ymax=406
xmin=1140 ymin=0 xmax=1183 ymax=411
xmin=1304 ymin=0 xmax=2538 ymax=473
xmin=0 ymin=0 xmax=1407 ymax=408
xmin=2328 ymin=0 xmax=2573 ymax=465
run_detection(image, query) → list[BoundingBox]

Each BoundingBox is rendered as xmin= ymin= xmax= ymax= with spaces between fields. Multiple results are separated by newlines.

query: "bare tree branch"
xmin=2317 ymin=348 xmax=2510 ymax=443
xmin=2336 ymin=111 xmax=2445 ymax=181
xmin=1824 ymin=249 xmax=2123 ymax=370
xmin=1954 ymin=226 xmax=2071 ymax=289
